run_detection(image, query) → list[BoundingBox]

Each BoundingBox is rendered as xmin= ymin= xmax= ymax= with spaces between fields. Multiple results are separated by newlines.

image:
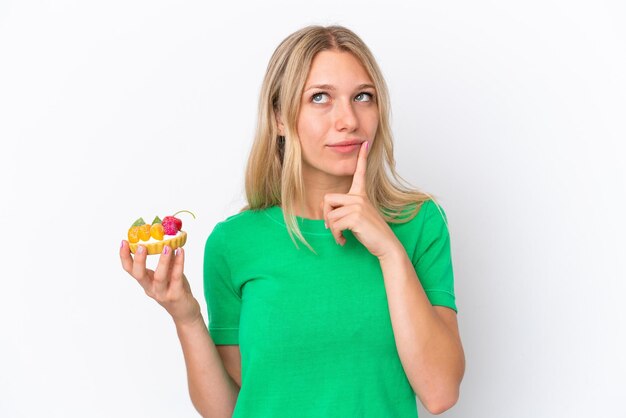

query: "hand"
xmin=322 ymin=141 xmax=402 ymax=259
xmin=120 ymin=242 xmax=201 ymax=326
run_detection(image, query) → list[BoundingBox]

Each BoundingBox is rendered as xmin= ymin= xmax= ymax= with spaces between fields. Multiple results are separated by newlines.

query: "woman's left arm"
xmin=323 ymin=142 xmax=465 ymax=414
xmin=379 ymin=244 xmax=465 ymax=415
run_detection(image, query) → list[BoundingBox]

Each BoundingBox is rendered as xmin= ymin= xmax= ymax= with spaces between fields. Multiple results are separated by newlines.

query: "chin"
xmin=329 ymin=167 xmax=356 ymax=178
xmin=305 ymin=159 xmax=356 ymax=178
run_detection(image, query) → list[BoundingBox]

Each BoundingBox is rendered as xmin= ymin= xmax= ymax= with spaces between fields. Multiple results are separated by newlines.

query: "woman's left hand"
xmin=322 ymin=141 xmax=402 ymax=259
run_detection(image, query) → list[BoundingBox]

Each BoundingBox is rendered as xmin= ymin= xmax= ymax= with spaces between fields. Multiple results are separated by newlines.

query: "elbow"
xmin=421 ymin=387 xmax=460 ymax=415
xmin=419 ymin=351 xmax=465 ymax=414
xmin=424 ymin=398 xmax=458 ymax=415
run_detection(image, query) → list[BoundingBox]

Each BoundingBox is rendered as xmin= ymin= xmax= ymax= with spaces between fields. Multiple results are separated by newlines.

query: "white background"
xmin=1 ymin=1 xmax=625 ymax=417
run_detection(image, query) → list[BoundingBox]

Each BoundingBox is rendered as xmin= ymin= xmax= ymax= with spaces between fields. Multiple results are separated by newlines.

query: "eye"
xmin=355 ymin=92 xmax=374 ymax=102
xmin=311 ymin=92 xmax=329 ymax=104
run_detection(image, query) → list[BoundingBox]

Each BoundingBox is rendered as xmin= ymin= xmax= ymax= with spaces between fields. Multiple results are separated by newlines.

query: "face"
xmin=292 ymin=50 xmax=379 ymax=180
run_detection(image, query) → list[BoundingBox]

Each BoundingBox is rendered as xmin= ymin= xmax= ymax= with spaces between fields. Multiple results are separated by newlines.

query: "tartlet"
xmin=129 ymin=231 xmax=187 ymax=255
xmin=126 ymin=210 xmax=195 ymax=256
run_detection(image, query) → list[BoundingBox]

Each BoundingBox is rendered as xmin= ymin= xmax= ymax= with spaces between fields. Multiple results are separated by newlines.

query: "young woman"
xmin=120 ymin=25 xmax=464 ymax=417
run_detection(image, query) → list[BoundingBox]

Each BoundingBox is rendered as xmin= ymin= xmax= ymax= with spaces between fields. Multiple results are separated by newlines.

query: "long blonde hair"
xmin=241 ymin=25 xmax=440 ymax=253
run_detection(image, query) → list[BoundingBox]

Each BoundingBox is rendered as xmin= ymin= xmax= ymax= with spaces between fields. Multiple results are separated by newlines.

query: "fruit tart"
xmin=127 ymin=210 xmax=195 ymax=255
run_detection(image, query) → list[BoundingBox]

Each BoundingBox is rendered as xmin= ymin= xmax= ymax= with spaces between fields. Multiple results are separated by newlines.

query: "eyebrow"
xmin=304 ymin=83 xmax=376 ymax=92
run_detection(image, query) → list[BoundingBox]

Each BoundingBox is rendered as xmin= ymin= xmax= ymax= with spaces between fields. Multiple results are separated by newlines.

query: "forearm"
xmin=379 ymin=244 xmax=465 ymax=413
xmin=174 ymin=314 xmax=239 ymax=418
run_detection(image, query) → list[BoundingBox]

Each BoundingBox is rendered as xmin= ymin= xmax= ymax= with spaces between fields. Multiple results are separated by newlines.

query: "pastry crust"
xmin=129 ymin=231 xmax=187 ymax=255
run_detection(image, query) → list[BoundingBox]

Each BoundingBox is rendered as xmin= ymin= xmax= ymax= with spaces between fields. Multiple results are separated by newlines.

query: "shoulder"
xmin=206 ymin=207 xmax=274 ymax=243
xmin=421 ymin=199 xmax=449 ymax=230
xmin=389 ymin=199 xmax=451 ymax=252
xmin=215 ymin=207 xmax=264 ymax=229
xmin=391 ymin=199 xmax=448 ymax=230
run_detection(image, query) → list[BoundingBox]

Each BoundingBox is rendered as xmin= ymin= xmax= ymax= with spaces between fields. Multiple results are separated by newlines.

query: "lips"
xmin=327 ymin=141 xmax=362 ymax=154
xmin=328 ymin=140 xmax=364 ymax=147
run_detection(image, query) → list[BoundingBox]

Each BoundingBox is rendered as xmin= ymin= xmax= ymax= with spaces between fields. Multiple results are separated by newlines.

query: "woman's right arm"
xmin=175 ymin=312 xmax=240 ymax=417
xmin=120 ymin=241 xmax=239 ymax=417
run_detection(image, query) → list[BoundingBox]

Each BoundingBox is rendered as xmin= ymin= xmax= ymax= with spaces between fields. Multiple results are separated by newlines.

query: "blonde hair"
xmin=241 ymin=25 xmax=441 ymax=253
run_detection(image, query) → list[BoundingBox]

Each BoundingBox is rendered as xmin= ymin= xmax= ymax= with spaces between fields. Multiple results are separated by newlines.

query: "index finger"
xmin=348 ymin=141 xmax=369 ymax=195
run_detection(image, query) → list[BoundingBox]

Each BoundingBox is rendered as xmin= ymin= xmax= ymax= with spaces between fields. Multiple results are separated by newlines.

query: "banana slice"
xmin=129 ymin=231 xmax=187 ymax=255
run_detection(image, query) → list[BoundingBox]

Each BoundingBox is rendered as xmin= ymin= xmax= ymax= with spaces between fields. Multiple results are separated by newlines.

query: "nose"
xmin=333 ymin=99 xmax=358 ymax=132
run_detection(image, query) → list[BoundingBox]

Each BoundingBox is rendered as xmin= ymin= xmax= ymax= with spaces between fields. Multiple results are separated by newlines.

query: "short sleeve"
xmin=203 ymin=223 xmax=241 ymax=345
xmin=413 ymin=200 xmax=458 ymax=312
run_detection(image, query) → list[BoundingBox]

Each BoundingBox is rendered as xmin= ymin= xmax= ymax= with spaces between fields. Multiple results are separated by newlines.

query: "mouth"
xmin=327 ymin=140 xmax=364 ymax=147
xmin=327 ymin=143 xmax=362 ymax=154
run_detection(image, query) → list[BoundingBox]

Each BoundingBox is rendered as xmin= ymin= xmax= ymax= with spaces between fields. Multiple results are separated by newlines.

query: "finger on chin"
xmin=349 ymin=142 xmax=368 ymax=195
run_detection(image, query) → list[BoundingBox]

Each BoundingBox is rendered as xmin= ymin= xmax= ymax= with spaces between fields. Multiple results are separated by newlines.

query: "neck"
xmin=293 ymin=166 xmax=353 ymax=220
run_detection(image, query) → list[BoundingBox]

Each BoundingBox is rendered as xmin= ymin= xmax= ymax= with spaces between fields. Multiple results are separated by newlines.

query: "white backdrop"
xmin=1 ymin=1 xmax=624 ymax=417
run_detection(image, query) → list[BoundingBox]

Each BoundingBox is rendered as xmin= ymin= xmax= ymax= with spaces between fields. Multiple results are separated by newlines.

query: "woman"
xmin=120 ymin=25 xmax=464 ymax=417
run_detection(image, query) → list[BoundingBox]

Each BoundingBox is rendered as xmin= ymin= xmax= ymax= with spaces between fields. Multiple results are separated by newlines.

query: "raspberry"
xmin=162 ymin=210 xmax=195 ymax=236
xmin=162 ymin=216 xmax=181 ymax=235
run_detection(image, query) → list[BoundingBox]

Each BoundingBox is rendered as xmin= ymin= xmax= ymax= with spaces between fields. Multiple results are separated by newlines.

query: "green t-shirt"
xmin=203 ymin=200 xmax=457 ymax=417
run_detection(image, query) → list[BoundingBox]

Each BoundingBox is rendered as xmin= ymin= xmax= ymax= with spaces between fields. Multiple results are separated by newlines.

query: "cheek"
xmin=366 ymin=120 xmax=378 ymax=137
xmin=297 ymin=111 xmax=329 ymax=143
xmin=365 ymin=110 xmax=379 ymax=136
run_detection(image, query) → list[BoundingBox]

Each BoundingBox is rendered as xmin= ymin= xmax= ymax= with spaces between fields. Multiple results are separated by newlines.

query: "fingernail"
xmin=365 ymin=141 xmax=369 ymax=151
xmin=137 ymin=246 xmax=144 ymax=254
xmin=120 ymin=240 xmax=124 ymax=249
xmin=324 ymin=221 xmax=328 ymax=229
xmin=163 ymin=246 xmax=169 ymax=255
xmin=174 ymin=248 xmax=179 ymax=256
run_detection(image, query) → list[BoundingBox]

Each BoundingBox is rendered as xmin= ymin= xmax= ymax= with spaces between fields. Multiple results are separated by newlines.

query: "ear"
xmin=274 ymin=109 xmax=285 ymax=136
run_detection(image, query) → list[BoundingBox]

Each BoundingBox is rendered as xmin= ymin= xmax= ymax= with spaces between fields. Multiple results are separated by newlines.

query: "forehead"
xmin=304 ymin=50 xmax=372 ymax=87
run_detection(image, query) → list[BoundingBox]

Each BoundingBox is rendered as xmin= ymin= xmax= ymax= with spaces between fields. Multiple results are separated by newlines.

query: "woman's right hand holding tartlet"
xmin=120 ymin=241 xmax=240 ymax=416
xmin=120 ymin=241 xmax=202 ymax=326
